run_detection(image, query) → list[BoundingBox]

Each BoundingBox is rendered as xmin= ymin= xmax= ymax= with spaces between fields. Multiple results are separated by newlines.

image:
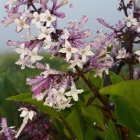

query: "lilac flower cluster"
xmin=2 ymin=0 xmax=140 ymax=139
xmin=0 ymin=118 xmax=16 ymax=140
xmin=98 ymin=1 xmax=140 ymax=64
xmin=2 ymin=0 xmax=118 ymax=111
xmin=3 ymin=0 xmax=140 ymax=109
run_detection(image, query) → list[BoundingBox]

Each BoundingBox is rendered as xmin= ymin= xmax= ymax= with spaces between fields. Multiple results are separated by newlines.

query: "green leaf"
xmin=100 ymin=80 xmax=140 ymax=113
xmin=7 ymin=93 xmax=59 ymax=118
xmin=85 ymin=126 xmax=96 ymax=140
xmin=109 ymin=72 xmax=123 ymax=84
xmin=80 ymin=94 xmax=106 ymax=131
xmin=112 ymin=96 xmax=140 ymax=132
xmin=66 ymin=109 xmax=84 ymax=140
xmin=105 ymin=120 xmax=119 ymax=140
xmin=88 ymin=72 xmax=103 ymax=89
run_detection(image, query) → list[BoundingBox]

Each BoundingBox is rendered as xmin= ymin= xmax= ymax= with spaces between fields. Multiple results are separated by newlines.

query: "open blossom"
xmin=15 ymin=108 xmax=36 ymax=138
xmin=16 ymin=47 xmax=43 ymax=69
xmin=116 ymin=48 xmax=127 ymax=59
xmin=44 ymin=88 xmax=72 ymax=110
xmin=125 ymin=13 xmax=138 ymax=27
xmin=40 ymin=10 xmax=56 ymax=27
xmin=15 ymin=43 xmax=29 ymax=59
xmin=31 ymin=12 xmax=43 ymax=28
xmin=15 ymin=17 xmax=29 ymax=32
xmin=65 ymin=84 xmax=83 ymax=101
xmin=78 ymin=45 xmax=94 ymax=62
xmin=94 ymin=68 xmax=109 ymax=78
xmin=69 ymin=56 xmax=84 ymax=71
xmin=28 ymin=47 xmax=43 ymax=63
xmin=59 ymin=40 xmax=78 ymax=61
xmin=38 ymin=27 xmax=54 ymax=42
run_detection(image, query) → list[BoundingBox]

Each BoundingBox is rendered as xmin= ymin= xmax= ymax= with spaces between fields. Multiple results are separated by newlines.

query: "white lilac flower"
xmin=28 ymin=47 xmax=43 ymax=63
xmin=22 ymin=8 xmax=32 ymax=19
xmin=15 ymin=44 xmax=29 ymax=59
xmin=40 ymin=10 xmax=56 ymax=27
xmin=15 ymin=17 xmax=29 ymax=32
xmin=69 ymin=57 xmax=83 ymax=72
xmin=44 ymin=95 xmax=55 ymax=108
xmin=116 ymin=48 xmax=127 ymax=59
xmin=44 ymin=88 xmax=72 ymax=110
xmin=59 ymin=40 xmax=78 ymax=61
xmin=65 ymin=85 xmax=83 ymax=101
xmin=78 ymin=45 xmax=94 ymax=62
xmin=61 ymin=29 xmax=70 ymax=39
xmin=15 ymin=108 xmax=36 ymax=138
xmin=94 ymin=68 xmax=109 ymax=78
xmin=16 ymin=47 xmax=43 ymax=69
xmin=125 ymin=13 xmax=138 ymax=27
xmin=16 ymin=57 xmax=34 ymax=69
xmin=32 ymin=12 xmax=42 ymax=28
xmin=52 ymin=88 xmax=67 ymax=102
xmin=38 ymin=27 xmax=54 ymax=42
xmin=19 ymin=108 xmax=36 ymax=120
xmin=57 ymin=98 xmax=72 ymax=110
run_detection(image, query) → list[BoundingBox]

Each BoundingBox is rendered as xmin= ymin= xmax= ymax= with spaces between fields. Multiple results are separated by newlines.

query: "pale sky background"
xmin=0 ymin=0 xmax=125 ymax=53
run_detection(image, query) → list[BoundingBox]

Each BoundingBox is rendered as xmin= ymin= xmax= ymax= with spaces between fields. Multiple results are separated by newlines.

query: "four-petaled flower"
xmin=125 ymin=13 xmax=138 ymax=27
xmin=69 ymin=57 xmax=84 ymax=71
xmin=28 ymin=47 xmax=43 ymax=63
xmin=65 ymin=85 xmax=83 ymax=101
xmin=15 ymin=108 xmax=36 ymax=138
xmin=15 ymin=44 xmax=29 ymax=59
xmin=38 ymin=27 xmax=54 ymax=42
xmin=40 ymin=10 xmax=56 ymax=27
xmin=32 ymin=12 xmax=42 ymax=28
xmin=15 ymin=17 xmax=29 ymax=32
xmin=78 ymin=45 xmax=94 ymax=62
xmin=116 ymin=48 xmax=127 ymax=59
xmin=59 ymin=40 xmax=78 ymax=61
